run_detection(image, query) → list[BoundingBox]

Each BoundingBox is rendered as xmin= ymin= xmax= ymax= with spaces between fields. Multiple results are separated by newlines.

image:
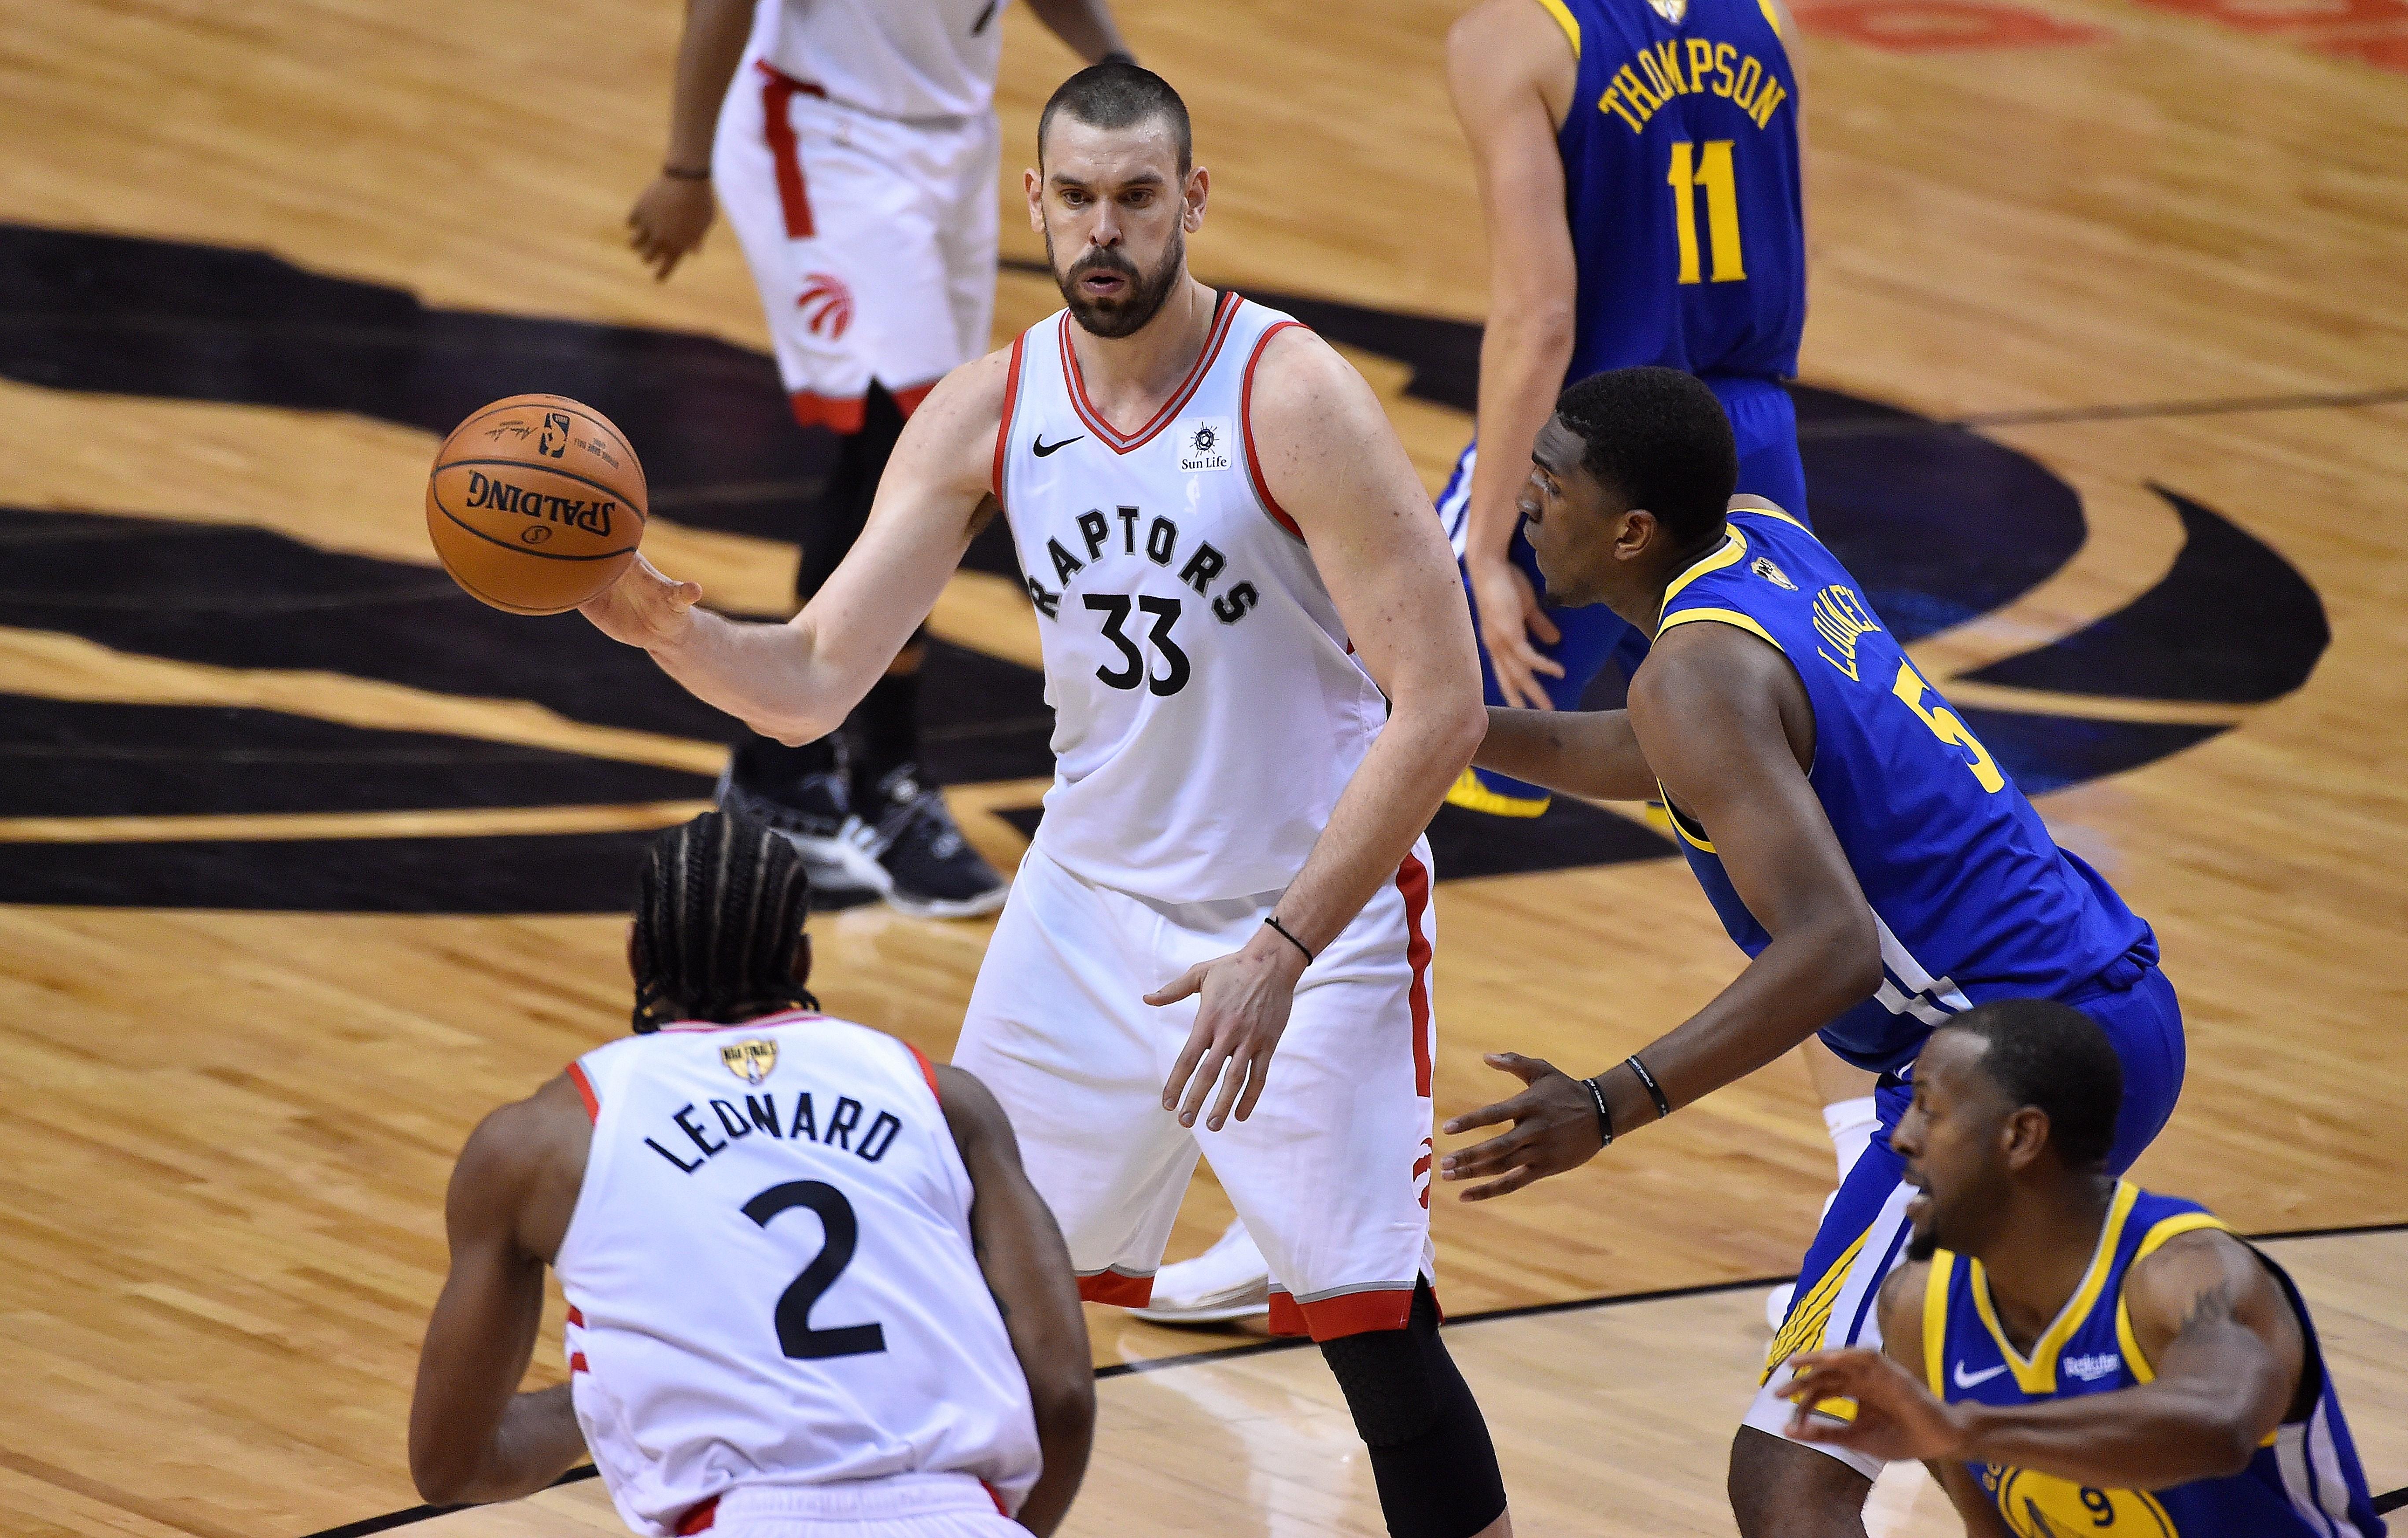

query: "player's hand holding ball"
xmin=579 ymin=553 xmax=703 ymax=652
xmin=1440 ymin=1052 xmax=1605 ymax=1199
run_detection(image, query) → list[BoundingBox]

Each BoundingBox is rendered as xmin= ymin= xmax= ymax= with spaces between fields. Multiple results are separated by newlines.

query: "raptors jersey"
xmin=555 ymin=1012 xmax=1040 ymax=1538
xmin=994 ymin=295 xmax=1391 ymax=903
xmin=755 ymin=0 xmax=1006 ymax=121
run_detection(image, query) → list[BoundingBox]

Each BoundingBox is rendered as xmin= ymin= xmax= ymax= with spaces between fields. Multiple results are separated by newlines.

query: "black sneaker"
xmin=859 ymin=765 xmax=1008 ymax=919
xmin=715 ymin=762 xmax=889 ymax=899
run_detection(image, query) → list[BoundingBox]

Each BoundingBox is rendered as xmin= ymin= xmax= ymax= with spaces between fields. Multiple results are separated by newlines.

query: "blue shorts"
xmin=1436 ymin=375 xmax=1807 ymax=807
xmin=1742 ymin=954 xmax=2187 ymax=1476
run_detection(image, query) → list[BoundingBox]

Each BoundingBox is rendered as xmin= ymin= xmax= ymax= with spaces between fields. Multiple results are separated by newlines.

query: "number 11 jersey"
xmin=555 ymin=1012 xmax=1040 ymax=1538
xmin=995 ymin=294 xmax=1393 ymax=903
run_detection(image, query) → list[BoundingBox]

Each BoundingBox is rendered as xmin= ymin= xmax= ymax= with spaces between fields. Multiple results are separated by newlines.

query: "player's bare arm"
xmin=1022 ymin=0 xmax=1136 ymax=64
xmin=933 ymin=1065 xmax=1095 ymax=1537
xmin=1153 ymin=326 xmax=1487 ymax=1131
xmin=579 ymin=350 xmax=1009 ymax=741
xmin=1782 ymin=1230 xmax=2305 ymax=1491
xmin=1445 ymin=0 xmax=1581 ymax=709
xmin=1440 ymin=621 xmax=1882 ymax=1198
xmin=408 ymin=1074 xmax=593 ymax=1505
xmin=1473 ymin=705 xmax=1657 ymax=801
xmin=627 ymin=0 xmax=754 ymax=280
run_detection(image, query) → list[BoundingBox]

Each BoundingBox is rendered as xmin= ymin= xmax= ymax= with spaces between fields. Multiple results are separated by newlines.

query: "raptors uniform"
xmin=712 ymin=0 xmax=1004 ymax=430
xmin=957 ymin=294 xmax=1442 ymax=1340
xmin=556 ymin=1011 xmax=1039 ymax=1538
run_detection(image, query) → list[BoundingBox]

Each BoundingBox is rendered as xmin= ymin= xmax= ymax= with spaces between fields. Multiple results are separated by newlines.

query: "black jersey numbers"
xmin=742 ymin=1180 xmax=887 ymax=1361
xmin=1084 ymin=593 xmax=1191 ymax=696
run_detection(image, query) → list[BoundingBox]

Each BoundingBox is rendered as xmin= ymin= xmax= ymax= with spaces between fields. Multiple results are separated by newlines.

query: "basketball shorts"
xmin=712 ymin=53 xmax=999 ymax=432
xmin=1741 ymin=951 xmax=2187 ymax=1479
xmin=952 ymin=840 xmax=1440 ymax=1340
xmin=695 ymin=1473 xmax=1022 ymax=1538
xmin=1434 ymin=373 xmax=1807 ymax=810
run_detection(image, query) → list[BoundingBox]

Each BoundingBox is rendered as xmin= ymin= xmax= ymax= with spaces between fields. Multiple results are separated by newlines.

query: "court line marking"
xmin=294 ymin=1220 xmax=2406 ymax=1538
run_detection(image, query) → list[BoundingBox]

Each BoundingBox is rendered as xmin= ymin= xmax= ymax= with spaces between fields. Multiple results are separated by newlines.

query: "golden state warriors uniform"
xmin=1439 ymin=0 xmax=1809 ymax=813
xmin=1924 ymin=1184 xmax=2386 ymax=1537
xmin=1674 ymin=509 xmax=2191 ymax=1475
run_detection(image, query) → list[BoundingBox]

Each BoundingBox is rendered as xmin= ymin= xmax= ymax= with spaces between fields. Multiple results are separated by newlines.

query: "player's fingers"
xmin=1439 ymin=1129 xmax=1530 ymax=1179
xmin=1161 ymin=1021 xmax=1213 ymax=1109
xmin=1175 ymin=1049 xmax=1229 ymax=1127
xmin=1457 ymin=1164 xmax=1535 ymax=1202
xmin=1231 ymin=1050 xmax=1271 ymax=1123
xmin=1204 ymin=1046 xmax=1252 ymax=1130
xmin=1439 ymin=1093 xmax=1520 ymax=1137
xmin=1143 ymin=963 xmax=1207 ymax=1007
xmin=1489 ymin=1051 xmax=1556 ymax=1085
xmin=1525 ymin=604 xmax=1563 ymax=647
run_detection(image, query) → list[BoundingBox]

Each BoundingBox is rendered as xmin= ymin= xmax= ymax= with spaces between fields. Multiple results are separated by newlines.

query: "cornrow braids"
xmin=630 ymin=810 xmax=818 ymax=1031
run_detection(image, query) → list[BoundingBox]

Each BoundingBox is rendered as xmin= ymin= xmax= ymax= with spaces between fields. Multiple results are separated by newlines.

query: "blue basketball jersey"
xmin=1656 ymin=508 xmax=2152 ymax=1073
xmin=1543 ymin=0 xmax=1806 ymax=382
xmin=1924 ymin=1184 xmax=2387 ymax=1538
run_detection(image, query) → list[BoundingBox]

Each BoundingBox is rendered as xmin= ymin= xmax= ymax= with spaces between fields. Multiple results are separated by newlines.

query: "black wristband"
xmin=1582 ymin=1074 xmax=1615 ymax=1148
xmin=661 ymin=163 xmax=710 ymax=181
xmin=1626 ymin=1053 xmax=1672 ymax=1121
xmin=1263 ymin=913 xmax=1314 ymax=964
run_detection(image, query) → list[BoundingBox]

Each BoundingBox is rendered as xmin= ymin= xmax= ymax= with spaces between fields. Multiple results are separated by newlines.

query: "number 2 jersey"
xmin=1544 ymin=0 xmax=1806 ymax=382
xmin=1923 ymin=1182 xmax=2386 ymax=1537
xmin=994 ymin=295 xmax=1392 ymax=903
xmin=553 ymin=1012 xmax=1040 ymax=1538
xmin=1656 ymin=507 xmax=2154 ymax=1074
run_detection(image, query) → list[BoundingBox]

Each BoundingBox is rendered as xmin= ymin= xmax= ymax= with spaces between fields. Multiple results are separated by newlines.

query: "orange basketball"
xmin=425 ymin=394 xmax=646 ymax=615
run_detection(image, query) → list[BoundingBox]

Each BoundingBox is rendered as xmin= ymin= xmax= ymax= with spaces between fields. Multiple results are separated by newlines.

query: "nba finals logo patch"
xmin=1751 ymin=555 xmax=1797 ymax=590
xmin=1180 ymin=417 xmax=1232 ymax=474
xmin=1647 ymin=0 xmax=1689 ymax=22
xmin=721 ymin=1039 xmax=777 ymax=1085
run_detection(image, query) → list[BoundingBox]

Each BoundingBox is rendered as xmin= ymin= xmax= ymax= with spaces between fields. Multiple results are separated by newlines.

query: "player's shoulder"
xmin=1449 ymin=0 xmax=1582 ymax=70
xmin=1234 ymin=313 xmax=1372 ymax=434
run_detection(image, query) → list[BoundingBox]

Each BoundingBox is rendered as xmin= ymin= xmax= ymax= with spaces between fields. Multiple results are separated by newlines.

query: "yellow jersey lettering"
xmin=1636 ymin=48 xmax=1678 ymax=103
xmin=1810 ymin=584 xmax=1880 ymax=680
xmin=1894 ymin=659 xmax=2007 ymax=794
xmin=1613 ymin=63 xmax=1661 ymax=116
xmin=1688 ymin=37 xmax=1719 ymax=91
xmin=1654 ymin=41 xmax=1691 ymax=95
xmin=1730 ymin=55 xmax=1763 ymax=114
xmin=1598 ymin=83 xmax=1648 ymax=132
xmin=1712 ymin=41 xmax=1738 ymax=96
xmin=1749 ymin=78 xmax=1789 ymax=127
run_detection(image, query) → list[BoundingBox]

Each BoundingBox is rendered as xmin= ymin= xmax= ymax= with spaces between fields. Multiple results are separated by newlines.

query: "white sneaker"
xmin=1128 ymin=1220 xmax=1272 ymax=1325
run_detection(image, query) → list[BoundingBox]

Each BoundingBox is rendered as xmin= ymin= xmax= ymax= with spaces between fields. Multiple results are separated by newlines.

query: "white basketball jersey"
xmin=555 ymin=1012 xmax=1040 ymax=1538
xmin=756 ymin=0 xmax=1006 ymax=122
xmin=995 ymin=295 xmax=1390 ymax=904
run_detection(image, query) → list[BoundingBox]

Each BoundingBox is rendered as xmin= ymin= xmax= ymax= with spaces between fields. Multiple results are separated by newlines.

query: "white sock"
xmin=1823 ymin=1095 xmax=1880 ymax=1186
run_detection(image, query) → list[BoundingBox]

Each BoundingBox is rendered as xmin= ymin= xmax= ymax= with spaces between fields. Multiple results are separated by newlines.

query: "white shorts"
xmin=953 ymin=840 xmax=1440 ymax=1340
xmin=712 ymin=53 xmax=999 ymax=431
xmin=698 ymin=1474 xmax=1020 ymax=1538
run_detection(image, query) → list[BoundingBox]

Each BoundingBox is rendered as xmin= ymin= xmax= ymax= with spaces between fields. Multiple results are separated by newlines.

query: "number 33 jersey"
xmin=554 ymin=1012 xmax=1040 ymax=1538
xmin=994 ymin=294 xmax=1393 ymax=903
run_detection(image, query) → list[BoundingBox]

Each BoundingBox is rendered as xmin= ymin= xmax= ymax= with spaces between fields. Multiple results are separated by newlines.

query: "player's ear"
xmin=1024 ymin=167 xmax=1046 ymax=232
xmin=1616 ymin=507 xmax=1657 ymax=561
xmin=1999 ymin=1106 xmax=2050 ymax=1172
xmin=1183 ymin=165 xmax=1209 ymax=231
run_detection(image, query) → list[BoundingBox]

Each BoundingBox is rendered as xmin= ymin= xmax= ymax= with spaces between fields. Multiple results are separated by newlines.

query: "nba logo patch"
xmin=721 ymin=1039 xmax=777 ymax=1085
xmin=1180 ymin=417 xmax=1232 ymax=473
xmin=1751 ymin=555 xmax=1797 ymax=590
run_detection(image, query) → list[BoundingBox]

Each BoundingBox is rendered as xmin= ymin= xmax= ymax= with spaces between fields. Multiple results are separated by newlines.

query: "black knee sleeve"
xmin=1319 ymin=1282 xmax=1508 ymax=1538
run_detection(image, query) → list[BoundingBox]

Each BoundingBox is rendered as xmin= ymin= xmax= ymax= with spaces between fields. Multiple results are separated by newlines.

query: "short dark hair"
xmin=1552 ymin=367 xmax=1739 ymax=547
xmin=630 ymin=810 xmax=816 ymax=1031
xmin=1943 ymin=1000 xmax=2124 ymax=1170
xmin=1038 ymin=60 xmax=1192 ymax=174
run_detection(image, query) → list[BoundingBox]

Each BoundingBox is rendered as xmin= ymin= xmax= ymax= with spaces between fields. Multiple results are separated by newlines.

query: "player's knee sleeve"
xmin=1319 ymin=1282 xmax=1508 ymax=1538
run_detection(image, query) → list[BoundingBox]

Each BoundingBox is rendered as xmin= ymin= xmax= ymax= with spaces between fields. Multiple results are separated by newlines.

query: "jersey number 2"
xmin=1669 ymin=141 xmax=1746 ymax=284
xmin=1085 ymin=593 xmax=1191 ymax=695
xmin=742 ymin=1180 xmax=888 ymax=1360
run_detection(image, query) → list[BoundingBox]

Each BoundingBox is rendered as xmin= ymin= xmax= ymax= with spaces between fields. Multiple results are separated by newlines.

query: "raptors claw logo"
xmin=796 ymin=272 xmax=854 ymax=341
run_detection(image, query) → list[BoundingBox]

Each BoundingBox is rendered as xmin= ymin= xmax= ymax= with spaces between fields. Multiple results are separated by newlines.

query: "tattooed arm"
xmin=1783 ymin=1229 xmax=2306 ymax=1490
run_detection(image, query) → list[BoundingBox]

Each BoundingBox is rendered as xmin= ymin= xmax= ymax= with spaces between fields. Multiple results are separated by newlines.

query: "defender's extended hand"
xmin=1439 ymin=1052 xmax=1602 ymax=1200
xmin=627 ymin=176 xmax=716 ymax=282
xmin=1467 ymin=554 xmax=1564 ymax=712
xmin=1779 ymin=1348 xmax=1970 ymax=1464
xmin=1150 ymin=935 xmax=1307 ymax=1132
xmin=579 ymin=553 xmax=702 ymax=650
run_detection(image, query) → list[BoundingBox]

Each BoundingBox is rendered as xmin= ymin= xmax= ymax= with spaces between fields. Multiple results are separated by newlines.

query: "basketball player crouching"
xmin=582 ymin=62 xmax=1515 ymax=1538
xmin=409 ymin=812 xmax=1094 ymax=1536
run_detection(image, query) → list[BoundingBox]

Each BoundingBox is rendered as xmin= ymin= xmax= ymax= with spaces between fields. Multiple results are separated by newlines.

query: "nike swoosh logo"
xmin=1033 ymin=433 xmax=1084 ymax=457
xmin=1954 ymin=1361 xmax=2009 ymax=1390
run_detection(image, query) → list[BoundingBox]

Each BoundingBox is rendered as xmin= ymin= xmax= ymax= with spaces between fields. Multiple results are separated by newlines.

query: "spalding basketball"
xmin=426 ymin=394 xmax=646 ymax=614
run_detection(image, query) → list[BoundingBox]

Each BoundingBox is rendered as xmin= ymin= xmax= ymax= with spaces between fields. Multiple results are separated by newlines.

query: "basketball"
xmin=425 ymin=394 xmax=646 ymax=614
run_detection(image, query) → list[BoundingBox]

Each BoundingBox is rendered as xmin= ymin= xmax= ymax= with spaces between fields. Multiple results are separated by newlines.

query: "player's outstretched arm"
xmin=1784 ymin=1231 xmax=2304 ymax=1491
xmin=1151 ymin=327 xmax=1486 ymax=1132
xmin=934 ymin=1065 xmax=1095 ymax=1537
xmin=409 ymin=1075 xmax=593 ymax=1506
xmin=1473 ymin=706 xmax=1659 ymax=801
xmin=579 ymin=351 xmax=1010 ymax=746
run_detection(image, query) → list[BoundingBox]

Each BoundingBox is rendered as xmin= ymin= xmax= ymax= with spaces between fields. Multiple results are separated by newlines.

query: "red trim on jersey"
xmin=789 ymin=390 xmax=864 ymax=434
xmin=1077 ymin=1271 xmax=1153 ymax=1307
xmin=1058 ymin=291 xmax=1239 ymax=453
xmin=656 ymin=1010 xmax=825 ymax=1034
xmin=1241 ymin=319 xmax=1309 ymax=541
xmin=981 ymin=1482 xmax=1008 ymax=1515
xmin=568 ymin=1351 xmax=589 ymax=1374
xmin=1396 ymin=853 xmax=1434 ymax=1097
xmin=1267 ymin=1285 xmax=1418 ymax=1340
xmin=906 ymin=1041 xmax=943 ymax=1104
xmin=993 ymin=330 xmax=1027 ymax=500
xmin=564 ymin=1305 xmax=585 ymax=1328
xmin=756 ymin=63 xmax=823 ymax=239
xmin=675 ymin=1495 xmax=719 ymax=1534
xmin=565 ymin=1061 xmax=599 ymax=1123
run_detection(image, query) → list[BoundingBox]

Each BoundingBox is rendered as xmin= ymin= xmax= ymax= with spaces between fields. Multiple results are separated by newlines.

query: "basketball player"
xmin=408 ymin=812 xmax=1095 ymax=1536
xmin=1434 ymin=368 xmax=2187 ymax=1538
xmin=625 ymin=0 xmax=1132 ymax=918
xmin=1781 ymin=1002 xmax=2387 ymax=1538
xmin=585 ymin=63 xmax=1513 ymax=1538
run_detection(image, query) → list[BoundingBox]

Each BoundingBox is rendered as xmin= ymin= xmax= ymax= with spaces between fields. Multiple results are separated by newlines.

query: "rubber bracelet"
xmin=661 ymin=163 xmax=711 ymax=181
xmin=1626 ymin=1053 xmax=1672 ymax=1121
xmin=1263 ymin=913 xmax=1314 ymax=964
xmin=1583 ymin=1074 xmax=1615 ymax=1148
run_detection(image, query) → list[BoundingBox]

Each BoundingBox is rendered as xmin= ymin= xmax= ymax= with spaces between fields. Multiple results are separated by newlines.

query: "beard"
xmin=1906 ymin=1226 xmax=1938 ymax=1263
xmin=1047 ymin=224 xmax=1185 ymax=339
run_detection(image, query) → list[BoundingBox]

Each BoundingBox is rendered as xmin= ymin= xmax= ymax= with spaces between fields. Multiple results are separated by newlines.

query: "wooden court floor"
xmin=1 ymin=0 xmax=2404 ymax=1534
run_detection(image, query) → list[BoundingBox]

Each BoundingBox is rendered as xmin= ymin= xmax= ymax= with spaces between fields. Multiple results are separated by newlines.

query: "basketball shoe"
xmin=1129 ymin=1220 xmax=1271 ymax=1325
xmin=715 ymin=760 xmax=887 ymax=900
xmin=856 ymin=764 xmax=1008 ymax=920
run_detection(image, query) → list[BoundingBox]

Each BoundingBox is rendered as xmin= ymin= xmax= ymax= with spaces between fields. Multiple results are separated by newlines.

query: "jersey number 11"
xmin=1668 ymin=140 xmax=1747 ymax=285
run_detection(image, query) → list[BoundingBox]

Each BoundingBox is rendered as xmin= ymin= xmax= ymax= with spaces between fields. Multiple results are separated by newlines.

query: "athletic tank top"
xmin=757 ymin=0 xmax=1004 ymax=121
xmin=1543 ymin=0 xmax=1806 ymax=381
xmin=1925 ymin=1183 xmax=2387 ymax=1538
xmin=994 ymin=294 xmax=1392 ymax=903
xmin=555 ymin=1012 xmax=1040 ymax=1538
xmin=1657 ymin=506 xmax=2152 ymax=1073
